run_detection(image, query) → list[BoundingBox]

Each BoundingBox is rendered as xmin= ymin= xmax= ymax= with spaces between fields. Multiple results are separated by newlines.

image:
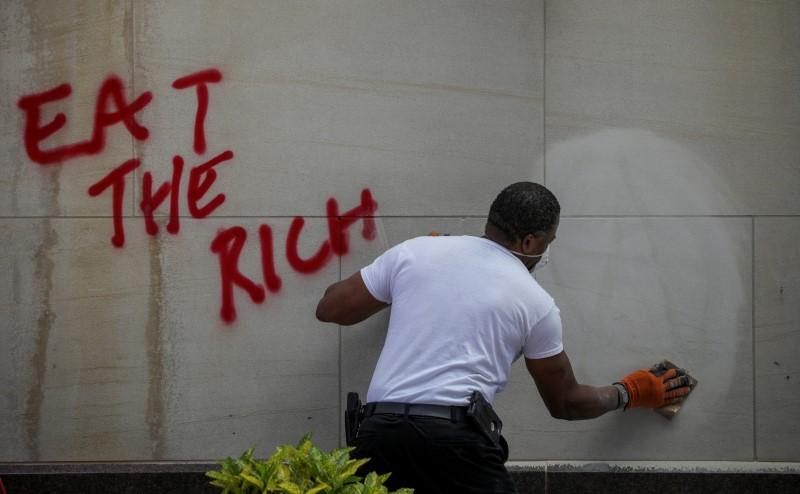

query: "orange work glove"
xmin=618 ymin=367 xmax=691 ymax=409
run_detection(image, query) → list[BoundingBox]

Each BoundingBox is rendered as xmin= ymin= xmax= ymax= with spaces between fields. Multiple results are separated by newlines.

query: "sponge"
xmin=652 ymin=359 xmax=698 ymax=420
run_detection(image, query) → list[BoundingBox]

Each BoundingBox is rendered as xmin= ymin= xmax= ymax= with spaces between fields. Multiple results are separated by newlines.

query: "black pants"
xmin=352 ymin=413 xmax=517 ymax=494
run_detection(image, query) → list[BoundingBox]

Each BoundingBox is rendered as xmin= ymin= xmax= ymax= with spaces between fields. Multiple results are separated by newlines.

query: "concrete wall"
xmin=1 ymin=0 xmax=798 ymax=463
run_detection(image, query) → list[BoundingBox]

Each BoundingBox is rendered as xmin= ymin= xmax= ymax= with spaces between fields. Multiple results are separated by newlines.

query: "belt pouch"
xmin=466 ymin=390 xmax=503 ymax=446
xmin=345 ymin=392 xmax=363 ymax=446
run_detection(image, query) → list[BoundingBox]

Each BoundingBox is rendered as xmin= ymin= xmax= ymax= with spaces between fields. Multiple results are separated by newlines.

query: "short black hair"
xmin=487 ymin=182 xmax=560 ymax=242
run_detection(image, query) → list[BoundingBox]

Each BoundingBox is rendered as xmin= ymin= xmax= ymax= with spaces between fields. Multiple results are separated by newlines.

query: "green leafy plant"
xmin=206 ymin=433 xmax=413 ymax=494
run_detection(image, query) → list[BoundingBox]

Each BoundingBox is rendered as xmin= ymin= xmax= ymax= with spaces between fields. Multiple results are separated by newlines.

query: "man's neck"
xmin=483 ymin=224 xmax=515 ymax=250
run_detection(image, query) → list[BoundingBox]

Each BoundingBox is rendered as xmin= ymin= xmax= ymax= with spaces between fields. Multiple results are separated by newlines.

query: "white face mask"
xmin=509 ymin=245 xmax=550 ymax=272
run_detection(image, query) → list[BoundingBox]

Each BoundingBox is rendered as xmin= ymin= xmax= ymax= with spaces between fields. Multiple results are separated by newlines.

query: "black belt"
xmin=364 ymin=402 xmax=468 ymax=421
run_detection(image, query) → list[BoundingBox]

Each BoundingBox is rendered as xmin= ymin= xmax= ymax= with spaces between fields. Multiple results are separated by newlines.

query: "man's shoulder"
xmin=498 ymin=267 xmax=557 ymax=316
xmin=397 ymin=234 xmax=482 ymax=251
xmin=528 ymin=278 xmax=556 ymax=311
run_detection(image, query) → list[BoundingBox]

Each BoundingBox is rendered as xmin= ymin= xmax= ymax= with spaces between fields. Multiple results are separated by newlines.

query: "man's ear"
xmin=521 ymin=232 xmax=537 ymax=253
xmin=524 ymin=231 xmax=550 ymax=254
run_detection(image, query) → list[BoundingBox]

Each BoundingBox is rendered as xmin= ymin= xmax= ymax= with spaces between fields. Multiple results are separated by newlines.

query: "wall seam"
xmin=338 ymin=253 xmax=343 ymax=447
xmin=130 ymin=0 xmax=137 ymax=217
xmin=752 ymin=216 xmax=757 ymax=461
xmin=5 ymin=214 xmax=792 ymax=220
xmin=542 ymin=0 xmax=547 ymax=186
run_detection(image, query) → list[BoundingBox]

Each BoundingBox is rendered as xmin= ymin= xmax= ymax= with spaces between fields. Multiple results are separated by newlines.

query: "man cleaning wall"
xmin=316 ymin=182 xmax=692 ymax=493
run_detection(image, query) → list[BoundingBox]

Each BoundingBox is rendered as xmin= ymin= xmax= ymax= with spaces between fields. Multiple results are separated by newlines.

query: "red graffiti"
xmin=327 ymin=188 xmax=378 ymax=256
xmin=141 ymin=165 xmax=173 ymax=236
xmin=91 ymin=152 xmax=233 ymax=245
xmin=210 ymin=189 xmax=378 ymax=324
xmin=187 ymin=150 xmax=234 ymax=218
xmin=88 ymin=158 xmax=140 ymax=248
xmin=140 ymin=156 xmax=184 ymax=236
xmin=286 ymin=217 xmax=333 ymax=274
xmin=166 ymin=156 xmax=184 ymax=234
xmin=172 ymin=69 xmax=222 ymax=155
xmin=259 ymin=225 xmax=283 ymax=293
xmin=17 ymin=76 xmax=153 ymax=165
xmin=19 ymin=69 xmax=379 ymax=325
xmin=210 ymin=226 xmax=266 ymax=324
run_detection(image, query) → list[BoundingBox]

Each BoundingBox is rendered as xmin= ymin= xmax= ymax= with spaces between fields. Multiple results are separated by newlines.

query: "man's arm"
xmin=316 ymin=271 xmax=389 ymax=326
xmin=526 ymin=352 xmax=619 ymax=420
xmin=525 ymin=351 xmax=689 ymax=420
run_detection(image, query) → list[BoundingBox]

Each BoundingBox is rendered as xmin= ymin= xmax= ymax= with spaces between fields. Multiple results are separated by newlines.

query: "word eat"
xmin=17 ymin=69 xmax=379 ymax=324
xmin=17 ymin=69 xmax=220 ymax=165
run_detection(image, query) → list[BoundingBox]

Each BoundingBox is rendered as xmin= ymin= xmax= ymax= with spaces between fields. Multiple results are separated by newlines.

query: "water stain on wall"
xmin=24 ymin=138 xmax=61 ymax=461
xmin=24 ymin=221 xmax=58 ymax=461
xmin=18 ymin=0 xmax=71 ymax=459
xmin=146 ymin=233 xmax=166 ymax=459
xmin=123 ymin=0 xmax=134 ymax=92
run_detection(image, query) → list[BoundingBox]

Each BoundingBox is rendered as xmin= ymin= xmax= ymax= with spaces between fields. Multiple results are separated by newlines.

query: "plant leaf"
xmin=207 ymin=436 xmax=413 ymax=494
xmin=304 ymin=482 xmax=330 ymax=494
xmin=338 ymin=458 xmax=370 ymax=482
xmin=278 ymin=481 xmax=303 ymax=494
xmin=241 ymin=472 xmax=264 ymax=489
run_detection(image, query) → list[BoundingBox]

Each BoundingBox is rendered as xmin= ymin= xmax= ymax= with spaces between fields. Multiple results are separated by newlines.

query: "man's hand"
xmin=618 ymin=367 xmax=691 ymax=409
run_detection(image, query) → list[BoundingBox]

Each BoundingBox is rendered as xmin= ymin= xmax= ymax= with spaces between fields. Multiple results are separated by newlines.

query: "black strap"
xmin=364 ymin=402 xmax=468 ymax=421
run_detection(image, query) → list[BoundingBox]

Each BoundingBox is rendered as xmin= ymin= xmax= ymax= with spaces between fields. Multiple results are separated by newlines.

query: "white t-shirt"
xmin=360 ymin=235 xmax=563 ymax=406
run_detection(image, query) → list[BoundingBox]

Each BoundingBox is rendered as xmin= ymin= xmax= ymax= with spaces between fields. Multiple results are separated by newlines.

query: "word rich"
xmin=17 ymin=69 xmax=378 ymax=324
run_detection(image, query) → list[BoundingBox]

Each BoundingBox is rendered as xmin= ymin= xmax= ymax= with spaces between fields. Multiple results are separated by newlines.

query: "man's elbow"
xmin=550 ymin=408 xmax=581 ymax=421
xmin=316 ymin=299 xmax=355 ymax=325
xmin=315 ymin=298 xmax=335 ymax=323
xmin=546 ymin=396 xmax=580 ymax=421
xmin=547 ymin=403 xmax=573 ymax=421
